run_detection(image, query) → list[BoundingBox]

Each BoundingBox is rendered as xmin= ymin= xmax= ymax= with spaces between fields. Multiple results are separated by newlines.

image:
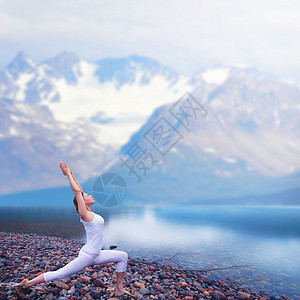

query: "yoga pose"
xmin=14 ymin=162 xmax=131 ymax=297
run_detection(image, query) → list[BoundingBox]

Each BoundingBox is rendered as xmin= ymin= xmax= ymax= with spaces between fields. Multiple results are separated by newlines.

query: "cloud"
xmin=0 ymin=0 xmax=299 ymax=80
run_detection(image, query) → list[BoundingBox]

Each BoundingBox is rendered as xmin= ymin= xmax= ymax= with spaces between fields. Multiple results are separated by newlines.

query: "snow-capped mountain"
xmin=0 ymin=51 xmax=193 ymax=146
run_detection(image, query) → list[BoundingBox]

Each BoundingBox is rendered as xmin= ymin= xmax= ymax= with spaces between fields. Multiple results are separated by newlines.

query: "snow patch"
xmin=5 ymin=70 xmax=14 ymax=81
xmin=46 ymin=90 xmax=57 ymax=101
xmin=42 ymin=123 xmax=54 ymax=129
xmin=37 ymin=65 xmax=49 ymax=77
xmin=202 ymin=68 xmax=229 ymax=84
xmin=46 ymin=60 xmax=193 ymax=145
xmin=15 ymin=73 xmax=35 ymax=100
xmin=64 ymin=135 xmax=72 ymax=141
xmin=25 ymin=57 xmax=36 ymax=69
xmin=15 ymin=103 xmax=34 ymax=115
xmin=10 ymin=114 xmax=30 ymax=123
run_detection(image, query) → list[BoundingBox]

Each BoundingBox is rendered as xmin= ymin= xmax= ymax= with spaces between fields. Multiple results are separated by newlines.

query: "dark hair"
xmin=73 ymin=192 xmax=84 ymax=215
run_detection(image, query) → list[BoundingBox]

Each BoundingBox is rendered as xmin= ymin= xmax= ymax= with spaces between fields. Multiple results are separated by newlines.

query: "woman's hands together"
xmin=59 ymin=162 xmax=71 ymax=176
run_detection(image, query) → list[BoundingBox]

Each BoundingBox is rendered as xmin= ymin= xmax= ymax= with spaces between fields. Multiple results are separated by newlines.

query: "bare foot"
xmin=115 ymin=287 xmax=132 ymax=296
xmin=13 ymin=279 xmax=29 ymax=293
xmin=14 ymin=279 xmax=29 ymax=287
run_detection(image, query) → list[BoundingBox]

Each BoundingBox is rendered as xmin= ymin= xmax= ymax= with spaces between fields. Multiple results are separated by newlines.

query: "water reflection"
xmin=103 ymin=206 xmax=232 ymax=247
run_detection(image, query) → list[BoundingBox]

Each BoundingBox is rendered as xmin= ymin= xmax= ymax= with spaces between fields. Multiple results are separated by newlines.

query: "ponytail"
xmin=73 ymin=192 xmax=84 ymax=215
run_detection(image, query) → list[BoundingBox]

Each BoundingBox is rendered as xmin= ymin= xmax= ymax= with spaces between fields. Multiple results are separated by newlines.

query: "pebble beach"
xmin=0 ymin=232 xmax=291 ymax=300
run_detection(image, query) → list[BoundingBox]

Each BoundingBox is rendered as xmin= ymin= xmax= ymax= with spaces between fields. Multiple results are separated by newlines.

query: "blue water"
xmin=0 ymin=205 xmax=299 ymax=298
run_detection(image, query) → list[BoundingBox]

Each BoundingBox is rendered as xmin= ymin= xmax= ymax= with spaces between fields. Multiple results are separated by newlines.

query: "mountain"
xmin=95 ymin=66 xmax=300 ymax=206
xmin=0 ymin=50 xmax=193 ymax=144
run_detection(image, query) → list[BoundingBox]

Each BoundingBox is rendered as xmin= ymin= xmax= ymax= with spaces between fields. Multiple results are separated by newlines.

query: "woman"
xmin=14 ymin=162 xmax=131 ymax=298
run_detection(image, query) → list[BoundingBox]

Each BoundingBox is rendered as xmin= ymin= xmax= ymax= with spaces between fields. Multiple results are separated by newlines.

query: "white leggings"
xmin=43 ymin=248 xmax=128 ymax=282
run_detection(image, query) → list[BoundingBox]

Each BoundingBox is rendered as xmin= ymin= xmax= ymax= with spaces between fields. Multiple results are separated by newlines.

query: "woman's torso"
xmin=80 ymin=212 xmax=105 ymax=254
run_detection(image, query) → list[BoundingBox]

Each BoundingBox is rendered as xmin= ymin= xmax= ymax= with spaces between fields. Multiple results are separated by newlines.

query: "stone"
xmin=139 ymin=287 xmax=150 ymax=295
xmin=153 ymin=283 xmax=163 ymax=292
xmin=74 ymin=281 xmax=82 ymax=289
xmin=159 ymin=272 xmax=168 ymax=279
xmin=211 ymin=292 xmax=220 ymax=300
xmin=86 ymin=268 xmax=94 ymax=272
xmin=79 ymin=287 xmax=88 ymax=295
xmin=202 ymin=276 xmax=214 ymax=286
xmin=33 ymin=286 xmax=50 ymax=293
xmin=103 ymin=272 xmax=110 ymax=277
xmin=241 ymin=287 xmax=251 ymax=294
xmin=134 ymin=282 xmax=145 ymax=288
xmin=93 ymin=279 xmax=105 ymax=287
xmin=179 ymin=281 xmax=188 ymax=287
xmin=61 ymin=284 xmax=69 ymax=290
xmin=214 ymin=290 xmax=227 ymax=300
xmin=237 ymin=291 xmax=251 ymax=299
xmin=79 ymin=276 xmax=91 ymax=283
xmin=90 ymin=290 xmax=101 ymax=300
xmin=219 ymin=280 xmax=226 ymax=286
xmin=106 ymin=286 xmax=115 ymax=292
xmin=44 ymin=294 xmax=54 ymax=300
xmin=183 ymin=290 xmax=194 ymax=297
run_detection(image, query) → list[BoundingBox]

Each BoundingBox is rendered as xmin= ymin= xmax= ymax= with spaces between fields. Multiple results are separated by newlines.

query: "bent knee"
xmin=120 ymin=251 xmax=128 ymax=262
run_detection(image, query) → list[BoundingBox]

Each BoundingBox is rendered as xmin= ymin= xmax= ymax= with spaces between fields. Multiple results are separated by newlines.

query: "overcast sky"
xmin=0 ymin=0 xmax=300 ymax=81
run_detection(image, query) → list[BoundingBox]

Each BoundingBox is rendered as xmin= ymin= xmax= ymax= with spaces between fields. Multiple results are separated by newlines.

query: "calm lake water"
xmin=0 ymin=205 xmax=299 ymax=298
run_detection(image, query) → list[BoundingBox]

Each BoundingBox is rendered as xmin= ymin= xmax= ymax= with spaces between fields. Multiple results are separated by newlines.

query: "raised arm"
xmin=59 ymin=163 xmax=88 ymax=217
xmin=59 ymin=163 xmax=81 ymax=194
xmin=71 ymin=171 xmax=83 ymax=193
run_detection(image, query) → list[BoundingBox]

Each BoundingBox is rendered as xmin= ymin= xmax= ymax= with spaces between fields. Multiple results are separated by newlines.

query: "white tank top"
xmin=80 ymin=212 xmax=105 ymax=254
